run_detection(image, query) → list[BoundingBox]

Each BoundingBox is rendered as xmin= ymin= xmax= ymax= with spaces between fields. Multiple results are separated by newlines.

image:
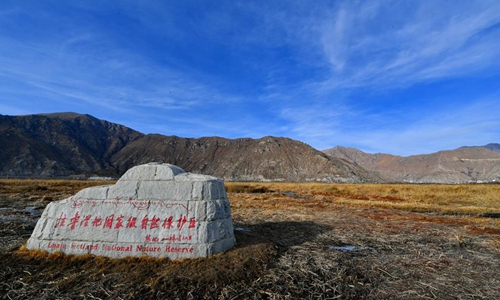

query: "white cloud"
xmin=320 ymin=8 xmax=349 ymax=72
xmin=1 ymin=1 xmax=499 ymax=156
xmin=263 ymin=1 xmax=500 ymax=154
xmin=0 ymin=29 xmax=241 ymax=116
xmin=312 ymin=0 xmax=500 ymax=92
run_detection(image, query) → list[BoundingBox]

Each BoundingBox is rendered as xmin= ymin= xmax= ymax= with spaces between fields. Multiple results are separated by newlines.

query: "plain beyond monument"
xmin=27 ymin=163 xmax=236 ymax=259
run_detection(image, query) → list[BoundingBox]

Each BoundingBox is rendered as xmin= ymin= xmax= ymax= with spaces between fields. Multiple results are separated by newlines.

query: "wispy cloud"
xmin=0 ymin=29 xmax=240 ymax=115
xmin=1 ymin=1 xmax=499 ymax=156
xmin=252 ymin=1 xmax=500 ymax=154
xmin=313 ymin=0 xmax=500 ymax=92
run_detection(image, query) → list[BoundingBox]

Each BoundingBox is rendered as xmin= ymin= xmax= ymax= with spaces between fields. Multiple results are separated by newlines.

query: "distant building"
xmin=88 ymin=176 xmax=115 ymax=181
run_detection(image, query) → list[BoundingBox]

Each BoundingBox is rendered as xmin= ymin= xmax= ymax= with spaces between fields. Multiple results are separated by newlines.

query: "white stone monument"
xmin=27 ymin=163 xmax=236 ymax=259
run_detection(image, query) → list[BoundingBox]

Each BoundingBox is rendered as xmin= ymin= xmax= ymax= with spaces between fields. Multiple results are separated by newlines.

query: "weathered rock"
xmin=27 ymin=163 xmax=236 ymax=259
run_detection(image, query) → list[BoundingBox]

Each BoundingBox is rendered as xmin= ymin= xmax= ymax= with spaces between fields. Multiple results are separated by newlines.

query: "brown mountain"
xmin=0 ymin=113 xmax=143 ymax=177
xmin=0 ymin=113 xmax=379 ymax=182
xmin=111 ymin=134 xmax=379 ymax=182
xmin=324 ymin=145 xmax=500 ymax=183
xmin=460 ymin=143 xmax=500 ymax=153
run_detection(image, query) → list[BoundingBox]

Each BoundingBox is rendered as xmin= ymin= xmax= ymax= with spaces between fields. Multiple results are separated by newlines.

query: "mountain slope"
xmin=324 ymin=146 xmax=500 ymax=183
xmin=111 ymin=135 xmax=380 ymax=182
xmin=0 ymin=113 xmax=143 ymax=177
xmin=460 ymin=143 xmax=500 ymax=152
xmin=0 ymin=113 xmax=379 ymax=182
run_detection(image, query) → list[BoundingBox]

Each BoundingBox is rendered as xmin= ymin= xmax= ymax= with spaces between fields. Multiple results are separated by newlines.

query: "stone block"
xmin=73 ymin=185 xmax=111 ymax=200
xmin=192 ymin=181 xmax=204 ymax=200
xmin=175 ymin=173 xmax=217 ymax=182
xmin=189 ymin=201 xmax=205 ymax=222
xmin=154 ymin=164 xmax=185 ymax=180
xmin=222 ymin=200 xmax=232 ymax=218
xmin=107 ymin=181 xmax=139 ymax=200
xmin=206 ymin=237 xmax=236 ymax=256
xmin=203 ymin=200 xmax=233 ymax=221
xmin=207 ymin=180 xmax=221 ymax=199
xmin=194 ymin=180 xmax=223 ymax=200
xmin=26 ymin=238 xmax=41 ymax=250
xmin=138 ymin=181 xmax=175 ymax=200
xmin=137 ymin=181 xmax=193 ymax=201
xmin=203 ymin=219 xmax=233 ymax=243
xmin=206 ymin=201 xmax=218 ymax=221
xmin=119 ymin=164 xmax=158 ymax=181
xmin=30 ymin=217 xmax=49 ymax=239
xmin=27 ymin=163 xmax=236 ymax=260
xmin=174 ymin=181 xmax=194 ymax=201
xmin=217 ymin=181 xmax=227 ymax=199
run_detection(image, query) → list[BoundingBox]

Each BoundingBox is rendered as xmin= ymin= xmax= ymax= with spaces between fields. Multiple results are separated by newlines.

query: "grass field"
xmin=1 ymin=180 xmax=499 ymax=299
xmin=226 ymin=182 xmax=500 ymax=214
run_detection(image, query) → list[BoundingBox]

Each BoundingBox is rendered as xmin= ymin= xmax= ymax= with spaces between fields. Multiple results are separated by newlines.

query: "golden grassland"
xmin=1 ymin=179 xmax=498 ymax=228
xmin=225 ymin=182 xmax=500 ymax=215
xmin=1 ymin=179 xmax=500 ymax=299
xmin=1 ymin=179 xmax=498 ymax=217
xmin=0 ymin=179 xmax=113 ymax=202
xmin=224 ymin=182 xmax=500 ymax=236
xmin=0 ymin=179 xmax=112 ymax=193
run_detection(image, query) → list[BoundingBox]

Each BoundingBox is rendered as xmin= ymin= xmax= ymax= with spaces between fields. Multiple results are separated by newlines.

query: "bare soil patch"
xmin=1 ymin=180 xmax=500 ymax=299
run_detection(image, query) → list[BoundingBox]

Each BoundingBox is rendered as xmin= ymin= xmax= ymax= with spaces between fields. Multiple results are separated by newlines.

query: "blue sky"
xmin=1 ymin=1 xmax=499 ymax=156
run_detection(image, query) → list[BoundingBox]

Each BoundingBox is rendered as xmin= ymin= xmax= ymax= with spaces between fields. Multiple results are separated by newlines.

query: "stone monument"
xmin=27 ymin=163 xmax=236 ymax=259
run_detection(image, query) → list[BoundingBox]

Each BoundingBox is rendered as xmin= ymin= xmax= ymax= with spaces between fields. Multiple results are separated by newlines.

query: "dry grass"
xmin=1 ymin=180 xmax=500 ymax=299
xmin=3 ymin=235 xmax=276 ymax=299
xmin=225 ymin=182 xmax=500 ymax=299
xmin=0 ymin=179 xmax=113 ymax=203
xmin=226 ymin=182 xmax=500 ymax=215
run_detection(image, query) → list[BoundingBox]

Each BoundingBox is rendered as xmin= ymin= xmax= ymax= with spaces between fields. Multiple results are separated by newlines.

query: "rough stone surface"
xmin=27 ymin=163 xmax=236 ymax=259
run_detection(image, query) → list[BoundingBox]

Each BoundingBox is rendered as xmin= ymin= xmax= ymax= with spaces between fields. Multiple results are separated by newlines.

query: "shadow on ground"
xmin=0 ymin=221 xmax=330 ymax=300
xmin=234 ymin=220 xmax=332 ymax=249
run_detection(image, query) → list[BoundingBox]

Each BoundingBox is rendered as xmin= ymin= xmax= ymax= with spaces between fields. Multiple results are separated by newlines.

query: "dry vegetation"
xmin=226 ymin=182 xmax=500 ymax=215
xmin=1 ymin=180 xmax=500 ymax=299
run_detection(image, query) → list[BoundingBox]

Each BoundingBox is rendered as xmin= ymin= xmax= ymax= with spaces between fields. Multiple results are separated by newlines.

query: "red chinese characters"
xmin=150 ymin=216 xmax=160 ymax=229
xmin=69 ymin=212 xmax=80 ymax=230
xmin=115 ymin=215 xmax=124 ymax=229
xmin=103 ymin=214 xmax=114 ymax=229
xmin=58 ymin=212 xmax=197 ymax=233
xmin=55 ymin=213 xmax=67 ymax=228
xmin=126 ymin=216 xmax=137 ymax=228
xmin=162 ymin=216 xmax=173 ymax=229
xmin=92 ymin=216 xmax=103 ymax=227
xmin=80 ymin=215 xmax=91 ymax=227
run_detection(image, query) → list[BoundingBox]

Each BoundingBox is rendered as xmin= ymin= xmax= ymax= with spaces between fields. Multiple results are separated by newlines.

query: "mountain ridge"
xmin=0 ymin=113 xmax=144 ymax=177
xmin=3 ymin=112 xmax=498 ymax=183
xmin=323 ymin=145 xmax=500 ymax=183
xmin=459 ymin=143 xmax=500 ymax=153
xmin=0 ymin=113 xmax=379 ymax=183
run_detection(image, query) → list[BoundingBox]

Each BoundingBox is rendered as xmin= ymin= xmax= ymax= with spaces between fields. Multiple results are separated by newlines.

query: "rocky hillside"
xmin=111 ymin=134 xmax=379 ymax=182
xmin=324 ymin=145 xmax=500 ymax=183
xmin=0 ymin=113 xmax=379 ymax=183
xmin=0 ymin=113 xmax=143 ymax=177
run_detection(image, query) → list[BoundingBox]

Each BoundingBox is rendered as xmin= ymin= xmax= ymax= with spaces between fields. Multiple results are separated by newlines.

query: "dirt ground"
xmin=1 ymin=181 xmax=499 ymax=299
